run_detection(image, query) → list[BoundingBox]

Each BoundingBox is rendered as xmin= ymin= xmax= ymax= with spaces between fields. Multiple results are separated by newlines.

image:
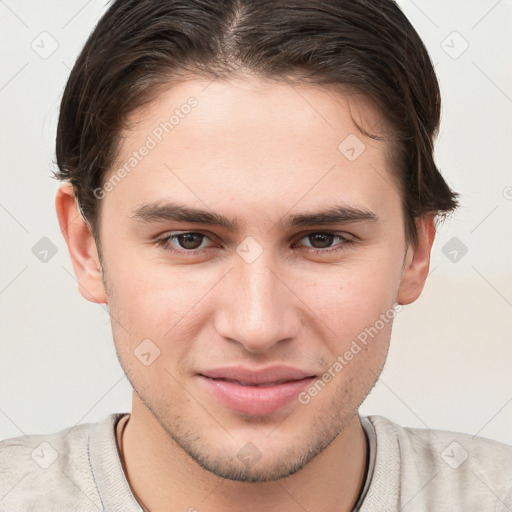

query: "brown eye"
xmin=156 ymin=232 xmax=213 ymax=254
xmin=295 ymin=232 xmax=353 ymax=255
xmin=174 ymin=233 xmax=205 ymax=250
xmin=306 ymin=233 xmax=336 ymax=249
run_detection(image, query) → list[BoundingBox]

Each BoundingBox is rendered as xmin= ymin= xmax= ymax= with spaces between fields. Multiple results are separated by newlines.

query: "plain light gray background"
xmin=0 ymin=0 xmax=511 ymax=445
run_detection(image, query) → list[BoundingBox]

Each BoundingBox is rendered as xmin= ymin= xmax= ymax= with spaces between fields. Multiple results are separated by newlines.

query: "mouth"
xmin=206 ymin=377 xmax=298 ymax=387
xmin=197 ymin=366 xmax=316 ymax=416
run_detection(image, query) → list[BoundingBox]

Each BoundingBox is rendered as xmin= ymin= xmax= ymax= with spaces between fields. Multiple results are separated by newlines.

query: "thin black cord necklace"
xmin=117 ymin=415 xmax=151 ymax=512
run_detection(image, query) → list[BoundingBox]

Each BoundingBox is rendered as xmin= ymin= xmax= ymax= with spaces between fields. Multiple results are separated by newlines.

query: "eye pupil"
xmin=309 ymin=233 xmax=334 ymax=248
xmin=178 ymin=233 xmax=203 ymax=249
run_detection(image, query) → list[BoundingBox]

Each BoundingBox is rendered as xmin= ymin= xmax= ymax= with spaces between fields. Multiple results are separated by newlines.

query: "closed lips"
xmin=198 ymin=366 xmax=316 ymax=384
xmin=206 ymin=377 xmax=310 ymax=387
xmin=198 ymin=367 xmax=317 ymax=415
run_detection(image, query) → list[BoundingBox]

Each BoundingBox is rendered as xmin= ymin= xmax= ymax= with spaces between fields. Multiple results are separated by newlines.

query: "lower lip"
xmin=198 ymin=375 xmax=315 ymax=416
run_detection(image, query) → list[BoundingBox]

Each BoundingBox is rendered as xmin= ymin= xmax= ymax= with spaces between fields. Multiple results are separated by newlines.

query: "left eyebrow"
xmin=283 ymin=205 xmax=379 ymax=228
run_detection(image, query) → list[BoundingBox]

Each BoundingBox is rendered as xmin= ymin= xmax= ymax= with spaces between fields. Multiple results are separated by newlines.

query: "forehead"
xmin=106 ymin=77 xmax=401 ymax=224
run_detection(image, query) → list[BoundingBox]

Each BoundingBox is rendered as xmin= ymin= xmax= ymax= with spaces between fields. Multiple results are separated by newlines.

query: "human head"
xmin=55 ymin=0 xmax=457 ymax=253
xmin=54 ymin=0 xmax=458 ymax=483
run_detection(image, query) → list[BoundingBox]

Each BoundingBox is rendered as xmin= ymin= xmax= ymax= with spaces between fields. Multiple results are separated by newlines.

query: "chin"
xmin=168 ymin=422 xmax=340 ymax=483
xmin=189 ymin=448 xmax=311 ymax=483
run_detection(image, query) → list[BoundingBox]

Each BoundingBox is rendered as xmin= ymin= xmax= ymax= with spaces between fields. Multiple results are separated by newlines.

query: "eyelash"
xmin=155 ymin=231 xmax=354 ymax=256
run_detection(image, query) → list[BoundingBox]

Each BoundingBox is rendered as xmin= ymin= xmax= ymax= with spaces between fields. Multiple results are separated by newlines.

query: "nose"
xmin=213 ymin=254 xmax=302 ymax=353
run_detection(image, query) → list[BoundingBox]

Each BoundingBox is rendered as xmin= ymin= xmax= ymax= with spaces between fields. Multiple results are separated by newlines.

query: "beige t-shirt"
xmin=1 ymin=413 xmax=511 ymax=511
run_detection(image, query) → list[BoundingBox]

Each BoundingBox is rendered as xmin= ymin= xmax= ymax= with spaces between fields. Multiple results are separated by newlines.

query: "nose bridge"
xmin=214 ymin=251 xmax=300 ymax=352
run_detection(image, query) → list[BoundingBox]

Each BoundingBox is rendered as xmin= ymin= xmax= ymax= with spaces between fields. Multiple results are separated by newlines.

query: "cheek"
xmin=293 ymin=253 xmax=402 ymax=339
xmin=104 ymin=266 xmax=199 ymax=391
xmin=105 ymin=254 xmax=219 ymax=348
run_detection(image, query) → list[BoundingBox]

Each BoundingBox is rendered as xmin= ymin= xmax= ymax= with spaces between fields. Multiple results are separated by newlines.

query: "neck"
xmin=119 ymin=394 xmax=368 ymax=512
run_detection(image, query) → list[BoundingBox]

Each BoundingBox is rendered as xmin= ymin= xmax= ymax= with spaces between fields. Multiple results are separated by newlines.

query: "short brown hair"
xmin=55 ymin=0 xmax=458 ymax=246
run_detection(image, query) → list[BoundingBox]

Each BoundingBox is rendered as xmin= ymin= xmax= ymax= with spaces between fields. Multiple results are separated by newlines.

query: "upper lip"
xmin=199 ymin=366 xmax=316 ymax=385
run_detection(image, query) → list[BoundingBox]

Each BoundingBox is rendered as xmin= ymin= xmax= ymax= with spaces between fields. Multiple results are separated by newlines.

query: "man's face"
xmin=94 ymin=78 xmax=414 ymax=481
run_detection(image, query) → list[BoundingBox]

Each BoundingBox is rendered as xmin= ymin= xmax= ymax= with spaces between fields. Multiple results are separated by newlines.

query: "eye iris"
xmin=309 ymin=233 xmax=334 ymax=249
xmin=178 ymin=233 xmax=203 ymax=250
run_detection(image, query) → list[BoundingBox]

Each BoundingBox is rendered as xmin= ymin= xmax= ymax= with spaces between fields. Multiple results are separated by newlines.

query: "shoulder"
xmin=367 ymin=415 xmax=512 ymax=511
xmin=0 ymin=413 xmax=122 ymax=512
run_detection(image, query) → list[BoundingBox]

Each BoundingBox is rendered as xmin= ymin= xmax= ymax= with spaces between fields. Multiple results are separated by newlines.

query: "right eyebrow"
xmin=131 ymin=201 xmax=238 ymax=231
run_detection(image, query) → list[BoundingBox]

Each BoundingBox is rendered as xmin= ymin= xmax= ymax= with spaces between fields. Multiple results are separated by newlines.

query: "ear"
xmin=397 ymin=215 xmax=436 ymax=305
xmin=55 ymin=183 xmax=107 ymax=304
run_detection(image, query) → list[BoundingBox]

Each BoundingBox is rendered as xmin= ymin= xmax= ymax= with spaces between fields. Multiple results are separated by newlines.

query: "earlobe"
xmin=55 ymin=183 xmax=107 ymax=304
xmin=396 ymin=216 xmax=436 ymax=305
